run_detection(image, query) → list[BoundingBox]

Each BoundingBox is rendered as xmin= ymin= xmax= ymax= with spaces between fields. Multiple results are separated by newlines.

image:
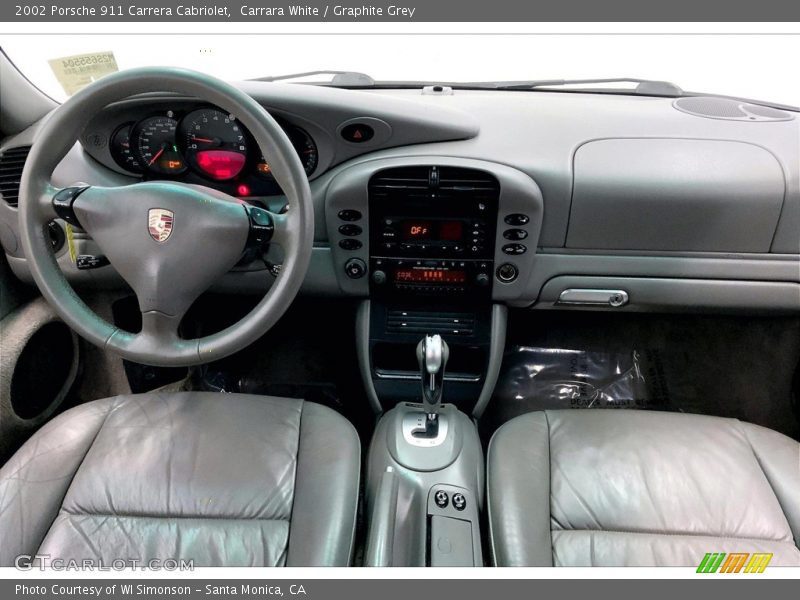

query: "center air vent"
xmin=386 ymin=309 xmax=476 ymax=336
xmin=369 ymin=166 xmax=499 ymax=201
xmin=674 ymin=97 xmax=794 ymax=122
xmin=0 ymin=146 xmax=32 ymax=207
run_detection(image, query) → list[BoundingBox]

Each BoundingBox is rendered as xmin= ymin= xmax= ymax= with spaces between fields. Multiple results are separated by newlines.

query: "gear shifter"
xmin=414 ymin=334 xmax=449 ymax=438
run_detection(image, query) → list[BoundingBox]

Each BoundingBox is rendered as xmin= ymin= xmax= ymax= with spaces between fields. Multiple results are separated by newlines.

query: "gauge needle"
xmin=191 ymin=136 xmax=215 ymax=143
xmin=148 ymin=147 xmax=165 ymax=166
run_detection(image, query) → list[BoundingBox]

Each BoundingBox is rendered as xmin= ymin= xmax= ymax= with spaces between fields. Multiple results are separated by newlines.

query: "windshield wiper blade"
xmin=493 ymin=77 xmax=683 ymax=96
xmin=249 ymin=70 xmax=375 ymax=86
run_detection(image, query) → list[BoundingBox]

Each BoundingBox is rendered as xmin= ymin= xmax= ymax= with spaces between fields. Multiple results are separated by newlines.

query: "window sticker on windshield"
xmin=48 ymin=51 xmax=118 ymax=96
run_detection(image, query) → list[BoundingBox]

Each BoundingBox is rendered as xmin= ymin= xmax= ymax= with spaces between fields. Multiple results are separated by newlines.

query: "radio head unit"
xmin=368 ymin=166 xmax=499 ymax=295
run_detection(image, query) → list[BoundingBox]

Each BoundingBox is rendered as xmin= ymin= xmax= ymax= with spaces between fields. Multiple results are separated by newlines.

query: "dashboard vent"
xmin=369 ymin=166 xmax=499 ymax=200
xmin=0 ymin=146 xmax=32 ymax=207
xmin=386 ymin=309 xmax=475 ymax=336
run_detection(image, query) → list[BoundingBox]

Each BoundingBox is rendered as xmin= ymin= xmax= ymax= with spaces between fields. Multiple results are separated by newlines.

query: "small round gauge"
xmin=134 ymin=116 xmax=187 ymax=176
xmin=110 ymin=123 xmax=143 ymax=173
xmin=256 ymin=125 xmax=318 ymax=179
xmin=181 ymin=108 xmax=248 ymax=181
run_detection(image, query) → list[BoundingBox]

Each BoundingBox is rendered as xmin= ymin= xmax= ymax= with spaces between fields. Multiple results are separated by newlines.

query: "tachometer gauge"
xmin=181 ymin=108 xmax=248 ymax=181
xmin=256 ymin=125 xmax=318 ymax=179
xmin=134 ymin=116 xmax=187 ymax=176
xmin=110 ymin=123 xmax=143 ymax=174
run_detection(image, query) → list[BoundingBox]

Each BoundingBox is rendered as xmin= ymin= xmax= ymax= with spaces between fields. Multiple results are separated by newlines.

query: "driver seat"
xmin=0 ymin=392 xmax=360 ymax=567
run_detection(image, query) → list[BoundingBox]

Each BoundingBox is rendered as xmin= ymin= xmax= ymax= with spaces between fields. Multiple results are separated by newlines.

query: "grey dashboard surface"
xmin=1 ymin=83 xmax=798 ymax=312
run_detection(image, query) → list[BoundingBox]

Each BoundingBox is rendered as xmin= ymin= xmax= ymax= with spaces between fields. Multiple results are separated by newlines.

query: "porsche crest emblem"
xmin=148 ymin=208 xmax=174 ymax=242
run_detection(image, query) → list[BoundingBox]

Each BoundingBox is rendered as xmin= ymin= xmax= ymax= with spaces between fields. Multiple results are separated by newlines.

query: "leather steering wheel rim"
xmin=18 ymin=67 xmax=314 ymax=367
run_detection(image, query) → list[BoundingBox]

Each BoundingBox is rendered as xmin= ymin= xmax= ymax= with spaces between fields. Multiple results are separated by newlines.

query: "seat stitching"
xmin=544 ymin=411 xmax=556 ymax=563
xmin=735 ymin=420 xmax=797 ymax=545
xmin=55 ymin=512 xmax=290 ymax=523
xmin=280 ymin=399 xmax=304 ymax=565
xmin=551 ymin=527 xmax=792 ymax=543
xmin=35 ymin=398 xmax=122 ymax=554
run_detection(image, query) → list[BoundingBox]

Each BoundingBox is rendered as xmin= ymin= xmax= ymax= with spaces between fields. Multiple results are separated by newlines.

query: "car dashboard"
xmin=0 ymin=82 xmax=798 ymax=316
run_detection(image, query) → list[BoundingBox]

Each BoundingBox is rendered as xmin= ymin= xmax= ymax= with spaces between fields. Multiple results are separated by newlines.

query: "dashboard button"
xmin=337 ymin=209 xmax=362 ymax=221
xmin=341 ymin=123 xmax=375 ymax=143
xmin=497 ymin=263 xmax=519 ymax=283
xmin=452 ymin=493 xmax=467 ymax=511
xmin=338 ymin=239 xmax=362 ymax=251
xmin=371 ymin=270 xmax=387 ymax=285
xmin=338 ymin=224 xmax=363 ymax=236
xmin=434 ymin=490 xmax=449 ymax=509
xmin=502 ymin=243 xmax=527 ymax=255
xmin=504 ymin=214 xmax=530 ymax=226
xmin=503 ymin=229 xmax=528 ymax=240
xmin=344 ymin=258 xmax=367 ymax=279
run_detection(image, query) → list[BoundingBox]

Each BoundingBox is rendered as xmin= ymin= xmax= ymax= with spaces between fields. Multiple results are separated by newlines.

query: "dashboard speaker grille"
xmin=386 ymin=309 xmax=476 ymax=336
xmin=0 ymin=146 xmax=31 ymax=207
xmin=674 ymin=97 xmax=794 ymax=121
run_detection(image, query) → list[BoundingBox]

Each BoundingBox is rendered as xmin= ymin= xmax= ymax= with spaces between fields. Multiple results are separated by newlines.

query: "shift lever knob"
xmin=416 ymin=334 xmax=449 ymax=416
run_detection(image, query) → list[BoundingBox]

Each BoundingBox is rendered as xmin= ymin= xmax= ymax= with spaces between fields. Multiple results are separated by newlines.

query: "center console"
xmin=323 ymin=158 xmax=544 ymax=566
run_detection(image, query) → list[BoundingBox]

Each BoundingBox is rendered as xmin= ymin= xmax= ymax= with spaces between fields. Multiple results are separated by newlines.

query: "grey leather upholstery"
xmin=487 ymin=410 xmax=800 ymax=567
xmin=0 ymin=392 xmax=360 ymax=566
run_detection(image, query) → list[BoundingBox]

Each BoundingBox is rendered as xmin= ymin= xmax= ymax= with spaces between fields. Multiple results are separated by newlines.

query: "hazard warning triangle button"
xmin=341 ymin=123 xmax=375 ymax=143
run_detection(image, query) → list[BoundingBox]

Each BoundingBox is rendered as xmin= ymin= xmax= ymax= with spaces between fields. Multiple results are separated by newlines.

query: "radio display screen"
xmin=395 ymin=269 xmax=467 ymax=284
xmin=400 ymin=220 xmax=463 ymax=241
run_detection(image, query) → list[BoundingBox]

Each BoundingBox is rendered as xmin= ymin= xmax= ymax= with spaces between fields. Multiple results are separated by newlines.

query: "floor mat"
xmin=481 ymin=311 xmax=800 ymax=441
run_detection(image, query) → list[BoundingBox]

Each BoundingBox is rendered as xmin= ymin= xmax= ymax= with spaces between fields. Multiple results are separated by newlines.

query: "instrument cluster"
xmin=108 ymin=106 xmax=318 ymax=197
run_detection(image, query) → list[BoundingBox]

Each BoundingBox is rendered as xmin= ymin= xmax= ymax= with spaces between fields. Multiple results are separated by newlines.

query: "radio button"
xmin=337 ymin=209 xmax=362 ymax=222
xmin=339 ymin=239 xmax=362 ymax=251
xmin=371 ymin=270 xmax=387 ymax=285
xmin=338 ymin=224 xmax=362 ymax=236
xmin=503 ymin=229 xmax=528 ymax=240
xmin=502 ymin=243 xmax=527 ymax=255
xmin=504 ymin=214 xmax=530 ymax=226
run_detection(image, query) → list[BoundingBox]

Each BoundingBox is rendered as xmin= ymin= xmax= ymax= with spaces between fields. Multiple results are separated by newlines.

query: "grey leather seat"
xmin=0 ymin=392 xmax=360 ymax=567
xmin=487 ymin=410 xmax=800 ymax=567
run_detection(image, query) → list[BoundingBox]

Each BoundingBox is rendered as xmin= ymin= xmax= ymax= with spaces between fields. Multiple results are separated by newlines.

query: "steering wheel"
xmin=17 ymin=67 xmax=314 ymax=367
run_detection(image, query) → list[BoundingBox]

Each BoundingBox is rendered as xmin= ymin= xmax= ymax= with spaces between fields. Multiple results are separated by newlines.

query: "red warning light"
xmin=237 ymin=184 xmax=251 ymax=197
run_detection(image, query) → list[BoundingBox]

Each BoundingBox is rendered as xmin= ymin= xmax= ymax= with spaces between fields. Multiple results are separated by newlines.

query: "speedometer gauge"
xmin=133 ymin=116 xmax=187 ymax=176
xmin=181 ymin=108 xmax=248 ymax=181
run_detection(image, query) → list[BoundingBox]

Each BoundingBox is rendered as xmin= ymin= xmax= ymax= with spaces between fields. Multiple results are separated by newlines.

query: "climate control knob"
xmin=344 ymin=258 xmax=367 ymax=279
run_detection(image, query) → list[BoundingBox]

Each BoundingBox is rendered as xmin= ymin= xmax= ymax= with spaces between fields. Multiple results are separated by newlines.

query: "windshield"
xmin=3 ymin=34 xmax=799 ymax=106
